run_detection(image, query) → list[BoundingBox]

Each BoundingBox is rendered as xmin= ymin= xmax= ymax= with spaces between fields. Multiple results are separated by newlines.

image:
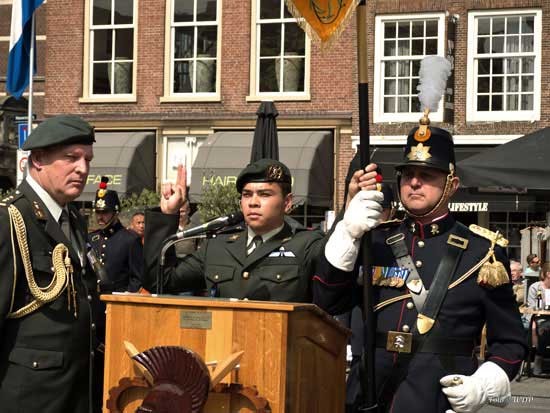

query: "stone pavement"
xmin=480 ymin=376 xmax=550 ymax=413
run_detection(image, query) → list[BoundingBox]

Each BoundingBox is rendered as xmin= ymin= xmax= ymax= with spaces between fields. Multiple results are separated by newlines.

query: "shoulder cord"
xmin=6 ymin=204 xmax=77 ymax=319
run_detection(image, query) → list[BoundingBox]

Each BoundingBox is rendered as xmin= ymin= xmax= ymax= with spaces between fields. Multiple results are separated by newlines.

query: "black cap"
xmin=22 ymin=115 xmax=95 ymax=151
xmin=395 ymin=126 xmax=455 ymax=174
xmin=236 ymin=158 xmax=292 ymax=193
xmin=94 ymin=177 xmax=121 ymax=212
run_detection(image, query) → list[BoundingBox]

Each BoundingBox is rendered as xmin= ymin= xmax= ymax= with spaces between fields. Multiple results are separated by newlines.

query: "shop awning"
xmin=189 ymin=131 xmax=334 ymax=207
xmin=368 ymin=145 xmax=538 ymax=213
xmin=78 ymin=131 xmax=156 ymax=201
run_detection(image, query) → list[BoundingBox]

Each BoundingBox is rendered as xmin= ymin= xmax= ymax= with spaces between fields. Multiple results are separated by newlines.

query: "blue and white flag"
xmin=6 ymin=0 xmax=45 ymax=98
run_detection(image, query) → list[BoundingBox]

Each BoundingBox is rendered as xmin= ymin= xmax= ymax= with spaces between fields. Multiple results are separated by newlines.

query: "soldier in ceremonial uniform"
xmin=143 ymin=159 xmax=325 ymax=302
xmin=0 ymin=115 xmax=101 ymax=413
xmin=88 ymin=177 xmax=143 ymax=292
xmin=313 ymin=121 xmax=527 ymax=412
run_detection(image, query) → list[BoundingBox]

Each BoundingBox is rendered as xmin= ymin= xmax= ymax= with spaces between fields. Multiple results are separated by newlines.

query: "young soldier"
xmin=143 ymin=158 xmax=325 ymax=302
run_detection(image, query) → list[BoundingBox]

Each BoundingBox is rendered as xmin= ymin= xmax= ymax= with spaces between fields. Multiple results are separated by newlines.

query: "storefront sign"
xmin=449 ymin=202 xmax=488 ymax=212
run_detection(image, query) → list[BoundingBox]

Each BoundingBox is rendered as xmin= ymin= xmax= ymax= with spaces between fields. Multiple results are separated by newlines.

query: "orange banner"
xmin=285 ymin=0 xmax=359 ymax=43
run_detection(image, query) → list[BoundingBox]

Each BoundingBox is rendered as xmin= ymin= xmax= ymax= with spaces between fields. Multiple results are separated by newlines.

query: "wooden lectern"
xmin=102 ymin=294 xmax=350 ymax=413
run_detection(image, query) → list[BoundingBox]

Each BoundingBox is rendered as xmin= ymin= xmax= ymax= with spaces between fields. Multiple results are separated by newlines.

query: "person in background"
xmin=88 ymin=178 xmax=144 ymax=293
xmin=0 ymin=115 xmax=101 ymax=413
xmin=129 ymin=211 xmax=145 ymax=244
xmin=510 ymin=260 xmax=526 ymax=306
xmin=143 ymin=159 xmax=327 ymax=302
xmin=525 ymin=254 xmax=541 ymax=278
xmin=527 ymin=262 xmax=550 ymax=374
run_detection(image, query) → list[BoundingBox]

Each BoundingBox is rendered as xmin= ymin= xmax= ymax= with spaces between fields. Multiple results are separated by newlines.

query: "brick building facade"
xmin=2 ymin=0 xmax=550 ymax=256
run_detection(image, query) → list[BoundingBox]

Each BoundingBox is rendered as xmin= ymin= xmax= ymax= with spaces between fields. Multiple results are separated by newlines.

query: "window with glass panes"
xmin=256 ymin=0 xmax=306 ymax=94
xmin=90 ymin=0 xmax=134 ymax=95
xmin=467 ymin=10 xmax=541 ymax=121
xmin=489 ymin=211 xmax=546 ymax=261
xmin=171 ymin=0 xmax=218 ymax=94
xmin=473 ymin=14 xmax=536 ymax=113
xmin=373 ymin=15 xmax=445 ymax=123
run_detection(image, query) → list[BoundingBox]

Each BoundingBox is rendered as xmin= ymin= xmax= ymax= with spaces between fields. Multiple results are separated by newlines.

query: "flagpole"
xmin=356 ymin=1 xmax=378 ymax=411
xmin=28 ymin=13 xmax=35 ymax=133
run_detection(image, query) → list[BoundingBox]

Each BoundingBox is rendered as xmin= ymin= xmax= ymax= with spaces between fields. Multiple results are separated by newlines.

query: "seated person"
xmin=527 ymin=262 xmax=550 ymax=374
xmin=143 ymin=159 xmax=327 ymax=302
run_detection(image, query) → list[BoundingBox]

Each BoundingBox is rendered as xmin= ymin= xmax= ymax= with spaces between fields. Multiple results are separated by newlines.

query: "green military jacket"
xmin=144 ymin=209 xmax=326 ymax=302
xmin=0 ymin=181 xmax=99 ymax=413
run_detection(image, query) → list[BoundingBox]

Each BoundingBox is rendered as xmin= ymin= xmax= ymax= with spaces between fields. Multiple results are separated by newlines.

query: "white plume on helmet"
xmin=417 ymin=56 xmax=452 ymax=112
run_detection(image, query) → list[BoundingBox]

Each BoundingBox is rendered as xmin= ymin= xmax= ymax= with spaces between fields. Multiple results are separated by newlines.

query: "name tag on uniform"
xmin=268 ymin=247 xmax=296 ymax=257
xmin=372 ymin=266 xmax=410 ymax=288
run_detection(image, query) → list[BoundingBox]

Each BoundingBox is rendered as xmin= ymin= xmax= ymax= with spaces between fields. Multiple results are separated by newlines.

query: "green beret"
xmin=236 ymin=158 xmax=292 ymax=193
xmin=22 ymin=115 xmax=95 ymax=150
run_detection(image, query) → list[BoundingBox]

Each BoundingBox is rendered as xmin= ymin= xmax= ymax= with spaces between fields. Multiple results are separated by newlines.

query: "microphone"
xmin=86 ymin=243 xmax=113 ymax=292
xmin=173 ymin=211 xmax=244 ymax=239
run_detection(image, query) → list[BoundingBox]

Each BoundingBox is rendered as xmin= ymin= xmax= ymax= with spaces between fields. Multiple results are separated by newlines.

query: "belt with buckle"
xmin=376 ymin=331 xmax=476 ymax=356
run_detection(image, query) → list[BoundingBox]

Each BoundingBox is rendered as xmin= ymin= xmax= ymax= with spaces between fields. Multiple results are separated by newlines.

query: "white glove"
xmin=343 ymin=190 xmax=384 ymax=239
xmin=440 ymin=361 xmax=511 ymax=413
xmin=325 ymin=190 xmax=383 ymax=271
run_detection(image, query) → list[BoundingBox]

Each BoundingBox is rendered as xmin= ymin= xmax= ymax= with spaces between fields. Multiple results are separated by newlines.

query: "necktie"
xmin=247 ymin=235 xmax=263 ymax=256
xmin=59 ymin=209 xmax=72 ymax=242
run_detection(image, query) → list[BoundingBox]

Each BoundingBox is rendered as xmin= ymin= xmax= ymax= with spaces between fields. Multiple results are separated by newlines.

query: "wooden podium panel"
xmin=102 ymin=294 xmax=349 ymax=413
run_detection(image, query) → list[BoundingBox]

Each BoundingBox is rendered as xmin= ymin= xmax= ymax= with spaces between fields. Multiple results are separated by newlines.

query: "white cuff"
xmin=325 ymin=221 xmax=361 ymax=272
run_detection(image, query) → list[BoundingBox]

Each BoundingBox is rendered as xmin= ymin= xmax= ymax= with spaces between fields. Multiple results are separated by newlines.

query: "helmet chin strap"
xmin=98 ymin=211 xmax=118 ymax=229
xmin=397 ymin=171 xmax=455 ymax=220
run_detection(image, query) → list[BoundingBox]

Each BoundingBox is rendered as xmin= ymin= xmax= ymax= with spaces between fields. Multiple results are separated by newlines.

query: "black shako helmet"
xmin=395 ymin=123 xmax=457 ymax=219
xmin=94 ymin=176 xmax=121 ymax=213
xmin=395 ymin=125 xmax=455 ymax=174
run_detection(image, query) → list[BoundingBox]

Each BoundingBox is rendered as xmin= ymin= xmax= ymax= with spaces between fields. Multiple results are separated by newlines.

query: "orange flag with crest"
xmin=285 ymin=0 xmax=359 ymax=43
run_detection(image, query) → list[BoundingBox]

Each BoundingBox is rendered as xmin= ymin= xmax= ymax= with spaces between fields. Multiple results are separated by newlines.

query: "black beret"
xmin=22 ymin=115 xmax=95 ymax=150
xmin=236 ymin=158 xmax=292 ymax=193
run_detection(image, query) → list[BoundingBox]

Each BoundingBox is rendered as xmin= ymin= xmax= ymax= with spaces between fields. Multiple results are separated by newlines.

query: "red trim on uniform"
xmin=311 ymin=275 xmax=351 ymax=287
xmin=417 ymin=222 xmax=425 ymax=239
xmin=489 ymin=356 xmax=523 ymax=365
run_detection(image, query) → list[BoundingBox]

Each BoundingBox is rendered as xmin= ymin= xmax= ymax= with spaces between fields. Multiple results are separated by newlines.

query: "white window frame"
xmin=466 ymin=9 xmax=541 ymax=122
xmin=161 ymin=0 xmax=222 ymax=102
xmin=162 ymin=134 xmax=207 ymax=183
xmin=81 ymin=0 xmax=138 ymax=102
xmin=373 ymin=13 xmax=446 ymax=123
xmin=247 ymin=0 xmax=310 ymax=102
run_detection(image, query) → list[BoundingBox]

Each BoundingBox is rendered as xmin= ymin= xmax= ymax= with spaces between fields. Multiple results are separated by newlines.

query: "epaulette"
xmin=469 ymin=224 xmax=510 ymax=288
xmin=1 ymin=189 xmax=24 ymax=206
xmin=469 ymin=224 xmax=509 ymax=248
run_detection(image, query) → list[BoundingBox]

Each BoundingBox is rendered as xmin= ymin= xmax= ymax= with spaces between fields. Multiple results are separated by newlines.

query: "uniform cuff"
xmin=325 ymin=221 xmax=361 ymax=272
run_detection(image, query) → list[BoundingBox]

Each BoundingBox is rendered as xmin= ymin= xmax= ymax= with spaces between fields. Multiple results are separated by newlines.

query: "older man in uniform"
xmin=0 ymin=115 xmax=101 ymax=413
xmin=88 ymin=178 xmax=143 ymax=293
xmin=143 ymin=159 xmax=325 ymax=302
xmin=313 ymin=124 xmax=527 ymax=412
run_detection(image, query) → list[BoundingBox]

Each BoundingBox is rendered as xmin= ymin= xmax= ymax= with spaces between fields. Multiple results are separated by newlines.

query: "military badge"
xmin=96 ymin=199 xmax=106 ymax=209
xmin=407 ymin=143 xmax=432 ymax=162
xmin=267 ymin=165 xmax=283 ymax=180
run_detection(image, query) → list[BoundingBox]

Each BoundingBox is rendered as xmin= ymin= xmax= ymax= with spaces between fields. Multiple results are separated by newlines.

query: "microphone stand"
xmin=156 ymin=233 xmax=212 ymax=295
